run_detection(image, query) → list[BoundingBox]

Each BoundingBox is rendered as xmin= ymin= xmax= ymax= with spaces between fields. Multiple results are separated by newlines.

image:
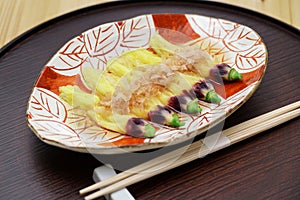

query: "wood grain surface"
xmin=0 ymin=0 xmax=300 ymax=48
xmin=0 ymin=1 xmax=299 ymax=200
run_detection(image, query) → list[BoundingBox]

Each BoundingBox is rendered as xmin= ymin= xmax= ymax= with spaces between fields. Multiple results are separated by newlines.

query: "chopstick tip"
xmin=79 ymin=184 xmax=99 ymax=195
xmin=79 ymin=188 xmax=89 ymax=195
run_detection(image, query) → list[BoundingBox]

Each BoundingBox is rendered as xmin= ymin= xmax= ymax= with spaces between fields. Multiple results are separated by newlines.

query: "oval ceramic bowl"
xmin=26 ymin=14 xmax=267 ymax=154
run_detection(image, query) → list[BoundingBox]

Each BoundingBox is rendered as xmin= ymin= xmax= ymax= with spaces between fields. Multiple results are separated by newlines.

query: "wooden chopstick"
xmin=80 ymin=101 xmax=300 ymax=195
xmin=81 ymin=101 xmax=300 ymax=199
xmin=84 ymin=108 xmax=300 ymax=200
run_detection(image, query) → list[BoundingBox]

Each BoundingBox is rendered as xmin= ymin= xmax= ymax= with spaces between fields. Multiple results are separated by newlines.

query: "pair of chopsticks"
xmin=80 ymin=101 xmax=300 ymax=200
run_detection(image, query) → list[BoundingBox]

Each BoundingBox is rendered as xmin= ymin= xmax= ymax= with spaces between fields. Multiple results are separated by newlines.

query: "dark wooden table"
xmin=1 ymin=1 xmax=299 ymax=199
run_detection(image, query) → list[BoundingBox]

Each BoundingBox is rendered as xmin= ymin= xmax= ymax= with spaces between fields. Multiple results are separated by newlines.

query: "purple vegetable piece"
xmin=210 ymin=63 xmax=242 ymax=81
xmin=148 ymin=106 xmax=185 ymax=127
xmin=148 ymin=106 xmax=171 ymax=125
xmin=126 ymin=118 xmax=156 ymax=138
xmin=192 ymin=80 xmax=221 ymax=104
xmin=168 ymin=95 xmax=190 ymax=113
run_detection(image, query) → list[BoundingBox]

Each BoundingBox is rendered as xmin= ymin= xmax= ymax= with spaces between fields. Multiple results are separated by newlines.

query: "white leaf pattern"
xmin=84 ymin=23 xmax=120 ymax=57
xmin=79 ymin=126 xmax=124 ymax=145
xmin=50 ymin=35 xmax=87 ymax=76
xmin=28 ymin=87 xmax=67 ymax=122
xmin=235 ymin=44 xmax=266 ymax=70
xmin=30 ymin=119 xmax=82 ymax=147
xmin=119 ymin=15 xmax=153 ymax=49
xmin=188 ymin=15 xmax=237 ymax=39
xmin=223 ymin=26 xmax=259 ymax=52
